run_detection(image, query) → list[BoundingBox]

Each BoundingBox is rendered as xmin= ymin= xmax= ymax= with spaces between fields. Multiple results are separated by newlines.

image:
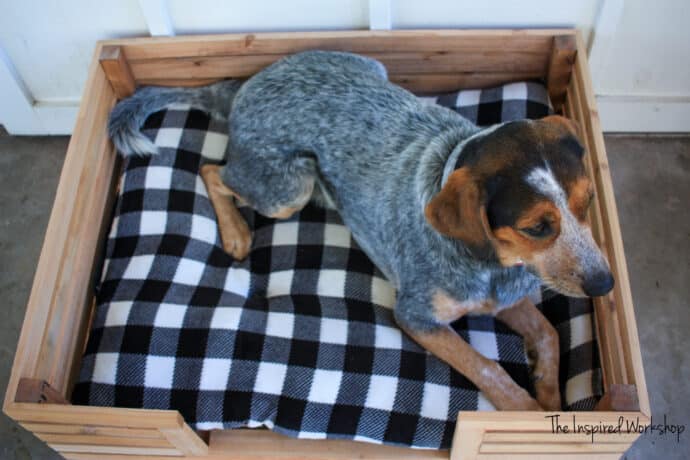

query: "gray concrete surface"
xmin=0 ymin=131 xmax=68 ymax=460
xmin=0 ymin=131 xmax=688 ymax=459
xmin=606 ymin=135 xmax=690 ymax=459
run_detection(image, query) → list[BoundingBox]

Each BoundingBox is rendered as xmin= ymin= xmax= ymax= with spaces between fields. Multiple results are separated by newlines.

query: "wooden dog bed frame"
xmin=3 ymin=29 xmax=649 ymax=460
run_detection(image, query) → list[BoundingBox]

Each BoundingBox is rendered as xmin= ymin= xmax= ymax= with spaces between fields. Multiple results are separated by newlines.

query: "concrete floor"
xmin=0 ymin=130 xmax=688 ymax=459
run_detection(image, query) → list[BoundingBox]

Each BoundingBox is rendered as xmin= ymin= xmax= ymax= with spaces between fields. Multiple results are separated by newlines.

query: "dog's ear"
xmin=541 ymin=115 xmax=581 ymax=137
xmin=425 ymin=167 xmax=493 ymax=259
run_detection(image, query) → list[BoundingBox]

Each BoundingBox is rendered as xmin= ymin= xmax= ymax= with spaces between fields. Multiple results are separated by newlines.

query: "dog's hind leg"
xmin=220 ymin=144 xmax=318 ymax=220
xmin=497 ymin=298 xmax=562 ymax=411
xmin=200 ymin=164 xmax=252 ymax=260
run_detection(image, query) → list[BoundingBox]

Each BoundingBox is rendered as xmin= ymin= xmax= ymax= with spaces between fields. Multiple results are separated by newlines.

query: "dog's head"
xmin=425 ymin=115 xmax=614 ymax=298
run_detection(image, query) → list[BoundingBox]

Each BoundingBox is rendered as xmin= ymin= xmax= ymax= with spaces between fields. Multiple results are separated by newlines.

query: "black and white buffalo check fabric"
xmin=73 ymin=81 xmax=603 ymax=449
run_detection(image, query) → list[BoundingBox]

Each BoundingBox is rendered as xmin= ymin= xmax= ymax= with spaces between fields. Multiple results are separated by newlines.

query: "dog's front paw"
xmin=531 ymin=335 xmax=562 ymax=411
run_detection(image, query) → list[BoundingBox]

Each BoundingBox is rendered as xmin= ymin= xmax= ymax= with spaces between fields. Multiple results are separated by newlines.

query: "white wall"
xmin=0 ymin=0 xmax=148 ymax=134
xmin=169 ymin=0 xmax=369 ymax=34
xmin=392 ymin=0 xmax=599 ymax=44
xmin=591 ymin=0 xmax=690 ymax=131
xmin=0 ymin=0 xmax=148 ymax=103
xmin=0 ymin=0 xmax=688 ymax=134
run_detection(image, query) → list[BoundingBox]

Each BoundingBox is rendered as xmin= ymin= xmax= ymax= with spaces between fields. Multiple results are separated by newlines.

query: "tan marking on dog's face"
xmin=431 ymin=290 xmax=495 ymax=323
xmin=514 ymin=200 xmax=561 ymax=233
xmin=567 ymin=176 xmax=594 ymax=222
xmin=491 ymin=200 xmax=561 ymax=266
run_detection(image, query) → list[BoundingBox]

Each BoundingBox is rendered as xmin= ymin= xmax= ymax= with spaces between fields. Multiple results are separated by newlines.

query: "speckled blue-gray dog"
xmin=109 ymin=50 xmax=614 ymax=411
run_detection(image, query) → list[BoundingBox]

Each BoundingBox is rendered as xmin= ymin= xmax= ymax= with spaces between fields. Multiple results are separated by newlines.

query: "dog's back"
xmin=228 ymin=51 xmax=479 ymax=283
xmin=231 ymin=50 xmax=474 ymax=175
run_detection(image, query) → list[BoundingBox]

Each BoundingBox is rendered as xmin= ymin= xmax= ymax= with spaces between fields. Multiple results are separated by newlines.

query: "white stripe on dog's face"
xmin=524 ymin=167 xmax=611 ymax=297
xmin=526 ymin=167 xmax=567 ymax=206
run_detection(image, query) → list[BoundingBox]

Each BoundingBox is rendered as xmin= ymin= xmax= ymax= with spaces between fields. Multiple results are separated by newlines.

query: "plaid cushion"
xmin=73 ymin=81 xmax=602 ymax=449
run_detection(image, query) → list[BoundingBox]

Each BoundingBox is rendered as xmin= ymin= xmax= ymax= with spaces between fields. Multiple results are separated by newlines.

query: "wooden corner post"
xmin=547 ymin=35 xmax=577 ymax=113
xmin=15 ymin=379 xmax=70 ymax=405
xmin=99 ymin=45 xmax=136 ymax=99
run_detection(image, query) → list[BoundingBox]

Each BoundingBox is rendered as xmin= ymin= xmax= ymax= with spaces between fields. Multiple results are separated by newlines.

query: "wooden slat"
xmin=564 ymin=84 xmax=627 ymax=390
xmin=452 ymin=411 xmax=640 ymax=459
xmin=2 ymin=42 xmax=119 ymax=409
xmin=566 ymin=60 xmax=643 ymax=408
xmin=208 ymin=429 xmax=447 ymax=459
xmin=575 ymin=32 xmax=648 ymax=406
xmin=450 ymin=421 xmax=483 ymax=460
xmin=120 ymin=30 xmax=559 ymax=90
xmin=136 ymin=77 xmax=224 ymax=88
xmin=40 ymin=433 xmax=173 ymax=448
xmin=63 ymin=455 xmax=173 ymax=460
xmin=476 ymin=454 xmax=622 ymax=460
xmin=483 ymin=431 xmax=639 ymax=444
xmin=20 ymin=422 xmax=164 ymax=439
xmin=377 ymin=51 xmax=547 ymax=74
xmin=455 ymin=411 xmax=647 ymax=431
xmin=11 ymin=405 xmax=206 ymax=457
xmin=100 ymin=45 xmax=136 ymax=99
xmin=546 ymin=35 xmax=577 ymax=112
xmin=128 ymin=51 xmax=548 ymax=82
xmin=578 ymin=95 xmax=630 ymax=386
xmin=129 ymin=54 xmax=275 ymax=80
xmin=390 ymin=72 xmax=543 ymax=94
xmin=49 ymin=444 xmax=182 ymax=456
xmin=562 ymin=99 xmax=613 ymax=390
xmin=105 ymin=29 xmax=561 ymax=60
xmin=6 ymin=403 xmax=185 ymax=430
xmin=480 ymin=442 xmax=628 ymax=454
xmin=136 ymin=72 xmax=545 ymax=94
xmin=62 ymin=454 xmax=181 ymax=460
xmin=62 ymin=148 xmax=120 ymax=405
xmin=569 ymin=30 xmax=650 ymax=416
xmin=34 ymin=71 xmax=117 ymax=393
xmin=160 ymin=423 xmax=209 ymax=456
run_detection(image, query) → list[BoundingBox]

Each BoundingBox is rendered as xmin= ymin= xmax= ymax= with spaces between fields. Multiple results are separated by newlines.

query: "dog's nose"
xmin=583 ymin=271 xmax=615 ymax=297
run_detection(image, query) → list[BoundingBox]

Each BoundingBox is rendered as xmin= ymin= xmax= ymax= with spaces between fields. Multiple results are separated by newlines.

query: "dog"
xmin=109 ymin=50 xmax=614 ymax=411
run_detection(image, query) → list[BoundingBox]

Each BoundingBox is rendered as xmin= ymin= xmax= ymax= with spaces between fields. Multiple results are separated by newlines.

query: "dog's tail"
xmin=108 ymin=79 xmax=243 ymax=156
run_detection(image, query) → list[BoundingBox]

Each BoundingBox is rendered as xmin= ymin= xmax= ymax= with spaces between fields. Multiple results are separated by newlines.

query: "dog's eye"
xmin=520 ymin=221 xmax=552 ymax=238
